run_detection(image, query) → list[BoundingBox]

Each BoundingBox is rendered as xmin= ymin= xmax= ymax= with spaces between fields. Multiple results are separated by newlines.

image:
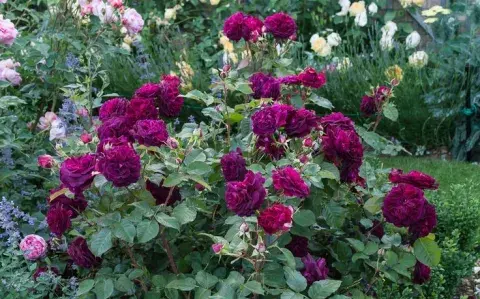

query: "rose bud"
xmin=303 ymin=137 xmax=313 ymax=147
xmin=195 ymin=183 xmax=205 ymax=191
xmin=38 ymin=155 xmax=54 ymax=169
xmin=299 ymin=155 xmax=309 ymax=164
xmin=212 ymin=243 xmax=224 ymax=254
xmin=80 ymin=133 xmax=92 ymax=144
xmin=76 ymin=107 xmax=89 ymax=118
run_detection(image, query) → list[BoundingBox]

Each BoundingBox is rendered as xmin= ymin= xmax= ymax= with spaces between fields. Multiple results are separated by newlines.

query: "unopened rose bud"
xmin=166 ymin=137 xmax=178 ymax=149
xmin=212 ymin=243 xmax=223 ymax=254
xmin=176 ymin=158 xmax=182 ymax=164
xmin=195 ymin=183 xmax=205 ymax=191
xmin=278 ymin=135 xmax=287 ymax=144
xmin=76 ymin=108 xmax=89 ymax=118
xmin=193 ymin=128 xmax=203 ymax=137
xmin=303 ymin=137 xmax=313 ymax=147
xmin=239 ymin=222 xmax=249 ymax=233
xmin=80 ymin=133 xmax=92 ymax=144
xmin=299 ymin=155 xmax=309 ymax=164
xmin=38 ymin=155 xmax=54 ymax=169
xmin=223 ymin=64 xmax=231 ymax=73
xmin=255 ymin=242 xmax=266 ymax=253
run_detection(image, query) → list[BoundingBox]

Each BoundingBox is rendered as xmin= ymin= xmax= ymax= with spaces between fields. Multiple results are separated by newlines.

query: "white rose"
xmin=368 ymin=2 xmax=378 ymax=14
xmin=355 ymin=10 xmax=367 ymax=27
xmin=409 ymin=51 xmax=428 ymax=68
xmin=380 ymin=35 xmax=394 ymax=51
xmin=310 ymin=34 xmax=332 ymax=57
xmin=49 ymin=119 xmax=66 ymax=141
xmin=164 ymin=8 xmax=177 ymax=21
xmin=349 ymin=1 xmax=366 ymax=17
xmin=406 ymin=31 xmax=421 ymax=49
xmin=210 ymin=0 xmax=220 ymax=5
xmin=381 ymin=21 xmax=398 ymax=39
xmin=336 ymin=0 xmax=351 ymax=16
xmin=327 ymin=32 xmax=342 ymax=47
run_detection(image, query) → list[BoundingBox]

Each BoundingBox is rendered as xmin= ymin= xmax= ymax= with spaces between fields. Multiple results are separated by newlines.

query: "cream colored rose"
xmin=349 ymin=1 xmax=366 ymax=17
xmin=336 ymin=0 xmax=351 ymax=16
xmin=355 ymin=11 xmax=367 ymax=27
xmin=164 ymin=8 xmax=177 ymax=21
xmin=409 ymin=51 xmax=428 ymax=68
xmin=327 ymin=32 xmax=342 ymax=47
xmin=210 ymin=0 xmax=220 ymax=5
xmin=368 ymin=2 xmax=378 ymax=14
xmin=406 ymin=31 xmax=421 ymax=49
xmin=310 ymin=34 xmax=332 ymax=57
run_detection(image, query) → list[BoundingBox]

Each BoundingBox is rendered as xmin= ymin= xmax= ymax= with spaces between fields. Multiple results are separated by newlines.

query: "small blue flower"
xmin=65 ymin=53 xmax=80 ymax=69
xmin=188 ymin=115 xmax=196 ymax=123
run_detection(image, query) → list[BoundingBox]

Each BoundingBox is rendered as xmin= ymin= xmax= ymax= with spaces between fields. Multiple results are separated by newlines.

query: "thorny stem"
xmin=125 ymin=245 xmax=148 ymax=293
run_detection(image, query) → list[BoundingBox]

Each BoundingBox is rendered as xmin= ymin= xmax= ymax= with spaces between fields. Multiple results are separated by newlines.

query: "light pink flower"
xmin=0 ymin=58 xmax=20 ymax=69
xmin=122 ymin=8 xmax=144 ymax=35
xmin=38 ymin=112 xmax=58 ymax=130
xmin=76 ymin=107 xmax=89 ymax=117
xmin=19 ymin=234 xmax=47 ymax=261
xmin=212 ymin=243 xmax=224 ymax=254
xmin=49 ymin=119 xmax=67 ymax=141
xmin=0 ymin=17 xmax=18 ymax=46
xmin=0 ymin=0 xmax=7 ymax=4
xmin=108 ymin=0 xmax=123 ymax=8
xmin=0 ymin=67 xmax=21 ymax=85
xmin=92 ymin=1 xmax=118 ymax=23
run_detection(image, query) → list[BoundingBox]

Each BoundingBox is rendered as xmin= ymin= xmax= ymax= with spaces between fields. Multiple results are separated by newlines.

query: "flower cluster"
xmin=310 ymin=32 xmax=341 ymax=57
xmin=19 ymin=234 xmax=47 ymax=261
xmin=135 ymin=75 xmax=183 ymax=118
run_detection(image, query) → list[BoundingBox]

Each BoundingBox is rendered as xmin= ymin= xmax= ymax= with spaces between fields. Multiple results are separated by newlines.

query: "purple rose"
xmin=249 ymin=72 xmax=281 ymax=100
xmin=258 ymin=203 xmax=294 ymax=235
xmin=285 ymin=108 xmax=319 ymax=138
xmin=320 ymin=112 xmax=355 ymax=131
xmin=413 ymin=262 xmax=431 ymax=284
xmin=251 ymin=104 xmax=293 ymax=136
xmin=389 ymin=169 xmax=439 ymax=190
xmin=264 ymin=12 xmax=296 ymax=39
xmin=382 ymin=184 xmax=427 ymax=227
xmin=225 ymin=171 xmax=266 ymax=216
xmin=96 ymin=136 xmax=130 ymax=154
xmin=48 ymin=186 xmax=88 ymax=218
xmin=97 ymin=116 xmax=134 ymax=141
xmin=301 ymin=254 xmax=329 ymax=285
xmin=285 ymin=235 xmax=309 ymax=257
xmin=272 ymin=166 xmax=310 ymax=198
xmin=46 ymin=205 xmax=72 ymax=237
xmin=99 ymin=98 xmax=129 ymax=122
xmin=96 ymin=143 xmax=141 ymax=187
xmin=126 ymin=97 xmax=159 ymax=122
xmin=221 ymin=148 xmax=248 ymax=182
xmin=135 ymin=82 xmax=161 ymax=98
xmin=243 ymin=15 xmax=263 ymax=42
xmin=223 ymin=12 xmax=245 ymax=41
xmin=67 ymin=237 xmax=101 ymax=269
xmin=297 ymin=67 xmax=326 ymax=89
xmin=409 ymin=203 xmax=437 ymax=239
xmin=157 ymin=75 xmax=183 ymax=118
xmin=279 ymin=75 xmax=301 ymax=85
xmin=255 ymin=135 xmax=285 ymax=160
xmin=131 ymin=119 xmax=169 ymax=147
xmin=360 ymin=95 xmax=377 ymax=116
xmin=146 ymin=180 xmax=181 ymax=206
xmin=60 ymin=154 xmax=96 ymax=194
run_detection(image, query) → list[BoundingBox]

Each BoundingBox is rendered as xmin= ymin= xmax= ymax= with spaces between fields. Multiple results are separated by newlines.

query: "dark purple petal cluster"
xmin=130 ymin=119 xmax=169 ymax=147
xmin=249 ymin=73 xmax=281 ymax=100
xmin=225 ymin=171 xmax=266 ymax=216
xmin=96 ymin=143 xmax=141 ymax=187
xmin=389 ymin=169 xmax=439 ymax=190
xmin=221 ymin=148 xmax=248 ymax=182
xmin=258 ymin=203 xmax=293 ymax=234
xmin=223 ymin=12 xmax=264 ymax=42
xmin=60 ymin=154 xmax=96 ymax=194
xmin=146 ymin=180 xmax=181 ymax=206
xmin=67 ymin=237 xmax=101 ymax=269
xmin=264 ymin=12 xmax=296 ymax=39
xmin=301 ymin=254 xmax=329 ymax=285
xmin=272 ymin=166 xmax=310 ymax=198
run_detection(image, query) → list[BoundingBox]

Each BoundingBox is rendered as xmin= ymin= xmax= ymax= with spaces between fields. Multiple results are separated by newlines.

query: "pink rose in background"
xmin=49 ymin=119 xmax=67 ymax=141
xmin=0 ymin=0 xmax=7 ymax=4
xmin=212 ymin=243 xmax=224 ymax=254
xmin=92 ymin=1 xmax=117 ymax=23
xmin=19 ymin=234 xmax=47 ymax=261
xmin=108 ymin=0 xmax=123 ymax=8
xmin=0 ymin=17 xmax=18 ymax=46
xmin=80 ymin=132 xmax=93 ymax=143
xmin=38 ymin=112 xmax=58 ymax=130
xmin=0 ymin=58 xmax=20 ymax=69
xmin=0 ymin=58 xmax=21 ymax=86
xmin=38 ymin=155 xmax=54 ymax=168
xmin=122 ymin=8 xmax=144 ymax=35
xmin=76 ymin=107 xmax=89 ymax=118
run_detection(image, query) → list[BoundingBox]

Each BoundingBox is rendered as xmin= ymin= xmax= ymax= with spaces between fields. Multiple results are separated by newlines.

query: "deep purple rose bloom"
xmin=413 ymin=262 xmax=431 ymax=284
xmin=126 ymin=97 xmax=159 ymax=122
xmin=370 ymin=220 xmax=385 ymax=239
xmin=46 ymin=205 xmax=72 ymax=237
xmin=409 ymin=203 xmax=437 ymax=239
xmin=389 ymin=169 xmax=439 ymax=190
xmin=221 ymin=148 xmax=248 ymax=182
xmin=243 ymin=16 xmax=263 ymax=42
xmin=48 ymin=186 xmax=88 ymax=218
xmin=382 ymin=184 xmax=427 ymax=227
xmin=146 ymin=180 xmax=181 ymax=206
xmin=285 ymin=235 xmax=309 ymax=257
xmin=223 ymin=12 xmax=245 ymax=41
xmin=251 ymin=104 xmax=293 ymax=136
xmin=360 ymin=95 xmax=377 ymax=116
xmin=225 ymin=171 xmax=266 ymax=216
xmin=97 ymin=116 xmax=134 ymax=141
xmin=67 ymin=237 xmax=101 ymax=269
xmin=272 ymin=166 xmax=310 ymax=198
xmin=99 ymin=98 xmax=129 ymax=122
xmin=33 ymin=267 xmax=59 ymax=281
xmin=285 ymin=108 xmax=319 ymax=138
xmin=375 ymin=86 xmax=391 ymax=102
xmin=131 ymin=119 xmax=169 ymax=147
xmin=320 ymin=112 xmax=355 ymax=131
xmin=60 ymin=154 xmax=96 ymax=194
xmin=249 ymin=73 xmax=281 ymax=100
xmin=279 ymin=75 xmax=301 ymax=85
xmin=301 ymin=254 xmax=329 ymax=285
xmin=96 ymin=136 xmax=130 ymax=154
xmin=96 ymin=143 xmax=141 ymax=187
xmin=258 ymin=203 xmax=293 ymax=234
xmin=135 ymin=82 xmax=161 ymax=98
xmin=297 ymin=67 xmax=326 ymax=89
xmin=255 ymin=135 xmax=285 ymax=160
xmin=264 ymin=12 xmax=296 ymax=39
xmin=158 ymin=75 xmax=183 ymax=118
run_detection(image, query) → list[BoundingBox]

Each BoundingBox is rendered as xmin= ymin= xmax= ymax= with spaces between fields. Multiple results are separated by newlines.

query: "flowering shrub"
xmin=2 ymin=11 xmax=445 ymax=298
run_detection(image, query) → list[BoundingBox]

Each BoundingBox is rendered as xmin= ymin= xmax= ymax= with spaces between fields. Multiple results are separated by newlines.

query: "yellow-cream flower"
xmin=210 ymin=0 xmax=220 ymax=5
xmin=349 ymin=1 xmax=366 ymax=17
xmin=310 ymin=34 xmax=331 ymax=57
xmin=385 ymin=65 xmax=404 ymax=83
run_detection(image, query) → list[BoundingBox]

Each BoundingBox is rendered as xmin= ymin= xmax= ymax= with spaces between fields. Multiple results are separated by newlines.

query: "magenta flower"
xmin=146 ymin=180 xmax=181 ymax=206
xmin=131 ymin=119 xmax=169 ymax=147
xmin=409 ymin=203 xmax=437 ymax=239
xmin=223 ymin=12 xmax=245 ymax=41
xmin=412 ymin=262 xmax=431 ymax=284
xmin=243 ymin=15 xmax=263 ymax=42
xmin=220 ymin=148 xmax=248 ymax=182
xmin=48 ymin=186 xmax=88 ymax=218
xmin=360 ymin=95 xmax=377 ymax=116
xmin=297 ymin=67 xmax=326 ymax=89
xmin=389 ymin=169 xmax=439 ymax=190
xmin=158 ymin=75 xmax=183 ymax=117
xmin=80 ymin=132 xmax=93 ymax=144
xmin=67 ymin=237 xmax=102 ymax=269
xmin=60 ymin=154 xmax=96 ymax=194
xmin=258 ymin=203 xmax=293 ymax=234
xmin=225 ymin=171 xmax=266 ymax=216
xmin=285 ymin=108 xmax=319 ymax=138
xmin=301 ymin=254 xmax=329 ymax=285
xmin=264 ymin=12 xmax=296 ymax=39
xmin=46 ymin=205 xmax=72 ymax=237
xmin=285 ymin=235 xmax=309 ymax=257
xmin=38 ymin=154 xmax=54 ymax=169
xmin=135 ymin=82 xmax=161 ymax=98
xmin=126 ymin=97 xmax=159 ymax=122
xmin=251 ymin=104 xmax=293 ymax=136
xmin=96 ymin=143 xmax=141 ymax=187
xmin=272 ymin=166 xmax=310 ymax=198
xmin=249 ymin=72 xmax=281 ymax=100
xmin=19 ymin=235 xmax=47 ymax=261
xmin=382 ymin=184 xmax=427 ymax=227
xmin=212 ymin=243 xmax=224 ymax=254
xmin=320 ymin=112 xmax=356 ymax=131
xmin=97 ymin=116 xmax=134 ymax=141
xmin=99 ymin=98 xmax=129 ymax=122
xmin=255 ymin=135 xmax=285 ymax=160
xmin=279 ymin=75 xmax=301 ymax=86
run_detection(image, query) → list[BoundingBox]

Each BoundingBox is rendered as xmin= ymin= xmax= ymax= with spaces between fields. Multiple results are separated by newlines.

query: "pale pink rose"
xmin=92 ymin=1 xmax=118 ymax=23
xmin=0 ymin=58 xmax=20 ymax=69
xmin=0 ymin=0 xmax=7 ymax=4
xmin=122 ymin=8 xmax=144 ymax=34
xmin=19 ymin=235 xmax=47 ymax=261
xmin=0 ymin=17 xmax=18 ymax=46
xmin=38 ymin=112 xmax=58 ymax=130
xmin=76 ymin=107 xmax=89 ymax=117
xmin=38 ymin=155 xmax=54 ymax=168
xmin=108 ymin=0 xmax=123 ymax=8
xmin=0 ymin=67 xmax=21 ymax=85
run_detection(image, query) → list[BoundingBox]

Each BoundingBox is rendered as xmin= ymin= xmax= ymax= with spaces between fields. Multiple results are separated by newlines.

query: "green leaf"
xmin=155 ymin=213 xmax=180 ymax=231
xmin=113 ymin=219 xmax=136 ymax=243
xmin=195 ymin=288 xmax=212 ymax=299
xmin=236 ymin=82 xmax=253 ymax=95
xmin=384 ymin=11 xmax=396 ymax=22
xmin=243 ymin=281 xmax=264 ymax=295
xmin=279 ymin=248 xmax=296 ymax=269
xmin=115 ymin=275 xmax=135 ymax=293
xmin=163 ymin=173 xmax=186 ymax=187
xmin=346 ymin=238 xmax=365 ymax=252
xmin=90 ymin=228 xmax=112 ymax=257
xmin=0 ymin=96 xmax=25 ymax=109
xmin=76 ymin=279 xmax=95 ymax=296
xmin=136 ymin=220 xmax=160 ymax=243
xmin=310 ymin=94 xmax=334 ymax=109
xmin=323 ymin=201 xmax=346 ymax=229
xmin=195 ymin=270 xmax=219 ymax=289
xmin=184 ymin=149 xmax=207 ymax=165
xmin=293 ymin=210 xmax=316 ymax=227
xmin=363 ymin=242 xmax=379 ymax=255
xmin=383 ymin=102 xmax=398 ymax=121
xmin=307 ymin=280 xmax=342 ymax=299
xmin=385 ymin=251 xmax=399 ymax=267
xmin=284 ymin=267 xmax=307 ymax=292
xmin=186 ymin=161 xmax=211 ymax=176
xmin=166 ymin=278 xmax=197 ymax=291
xmin=172 ymin=203 xmax=197 ymax=225
xmin=94 ymin=279 xmax=114 ymax=299
xmin=363 ymin=197 xmax=382 ymax=214
xmin=227 ymin=112 xmax=244 ymax=123
xmin=413 ymin=237 xmax=441 ymax=267
xmin=281 ymin=291 xmax=306 ymax=299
